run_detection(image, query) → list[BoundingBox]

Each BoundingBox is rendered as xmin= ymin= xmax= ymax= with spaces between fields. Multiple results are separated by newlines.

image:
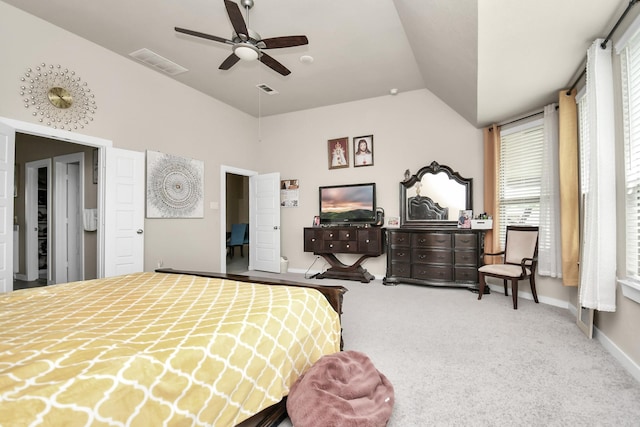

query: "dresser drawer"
xmin=304 ymin=229 xmax=323 ymax=252
xmin=412 ymin=233 xmax=452 ymax=248
xmin=357 ymin=229 xmax=381 ymax=253
xmin=454 ymin=250 xmax=478 ymax=266
xmin=324 ymin=240 xmax=358 ymax=253
xmin=455 ymin=267 xmax=478 ymax=283
xmin=413 ymin=265 xmax=453 ymax=281
xmin=390 ymin=247 xmax=411 ymax=262
xmin=321 ymin=229 xmax=355 ymax=241
xmin=454 ymin=234 xmax=477 ymax=249
xmin=413 ymin=249 xmax=453 ymax=265
xmin=389 ymin=232 xmax=411 ymax=247
xmin=390 ymin=262 xmax=411 ymax=278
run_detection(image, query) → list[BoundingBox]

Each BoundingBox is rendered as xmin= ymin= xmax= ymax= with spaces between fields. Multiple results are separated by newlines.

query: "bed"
xmin=0 ymin=268 xmax=346 ymax=426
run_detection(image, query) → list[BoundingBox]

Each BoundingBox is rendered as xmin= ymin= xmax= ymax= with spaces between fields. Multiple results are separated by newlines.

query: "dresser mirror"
xmin=399 ymin=161 xmax=473 ymax=228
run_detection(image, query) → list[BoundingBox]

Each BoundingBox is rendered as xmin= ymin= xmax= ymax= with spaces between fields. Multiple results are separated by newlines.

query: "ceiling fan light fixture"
xmin=176 ymin=0 xmax=308 ymax=75
xmin=234 ymin=43 xmax=259 ymax=61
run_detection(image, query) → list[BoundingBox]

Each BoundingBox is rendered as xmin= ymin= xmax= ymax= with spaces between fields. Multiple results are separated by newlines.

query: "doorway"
xmin=225 ymin=172 xmax=249 ymax=273
xmin=2 ymin=116 xmax=145 ymax=293
xmin=15 ymin=134 xmax=96 ymax=288
xmin=25 ymin=159 xmax=51 ymax=283
xmin=219 ymin=166 xmax=282 ymax=275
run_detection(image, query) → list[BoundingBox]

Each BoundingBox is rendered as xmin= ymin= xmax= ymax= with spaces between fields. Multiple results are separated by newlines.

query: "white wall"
xmin=0 ymin=1 xmax=258 ymax=272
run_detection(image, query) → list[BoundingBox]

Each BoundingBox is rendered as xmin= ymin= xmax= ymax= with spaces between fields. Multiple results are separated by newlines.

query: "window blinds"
xmin=621 ymin=32 xmax=640 ymax=281
xmin=498 ymin=122 xmax=544 ymax=247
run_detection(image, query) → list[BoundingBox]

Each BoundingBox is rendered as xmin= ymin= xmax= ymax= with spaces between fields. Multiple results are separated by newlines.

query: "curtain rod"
xmin=497 ymin=110 xmax=543 ymax=129
xmin=566 ymin=0 xmax=639 ymax=95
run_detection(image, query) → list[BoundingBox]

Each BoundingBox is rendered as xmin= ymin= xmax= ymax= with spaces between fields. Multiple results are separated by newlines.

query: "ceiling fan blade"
xmin=224 ymin=0 xmax=248 ymax=39
xmin=219 ymin=53 xmax=241 ymax=70
xmin=261 ymin=35 xmax=309 ymax=49
xmin=175 ymin=27 xmax=232 ymax=45
xmin=259 ymin=52 xmax=291 ymax=76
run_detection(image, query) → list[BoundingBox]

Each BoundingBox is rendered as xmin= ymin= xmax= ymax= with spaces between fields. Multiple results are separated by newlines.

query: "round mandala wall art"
xmin=146 ymin=150 xmax=204 ymax=218
xmin=19 ymin=63 xmax=97 ymax=131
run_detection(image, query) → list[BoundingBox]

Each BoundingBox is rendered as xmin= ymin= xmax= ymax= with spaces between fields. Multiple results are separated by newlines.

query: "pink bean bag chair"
xmin=287 ymin=350 xmax=394 ymax=427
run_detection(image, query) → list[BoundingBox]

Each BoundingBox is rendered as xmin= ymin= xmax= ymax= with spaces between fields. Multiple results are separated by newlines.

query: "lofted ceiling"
xmin=2 ymin=0 xmax=630 ymax=128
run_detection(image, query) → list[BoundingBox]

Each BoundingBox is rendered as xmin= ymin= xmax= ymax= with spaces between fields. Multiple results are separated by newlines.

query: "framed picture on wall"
xmin=328 ymin=137 xmax=349 ymax=169
xmin=353 ymin=135 xmax=374 ymax=167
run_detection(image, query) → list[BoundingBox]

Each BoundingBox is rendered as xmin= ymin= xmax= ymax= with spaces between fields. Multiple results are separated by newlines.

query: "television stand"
xmin=303 ymin=227 xmax=385 ymax=283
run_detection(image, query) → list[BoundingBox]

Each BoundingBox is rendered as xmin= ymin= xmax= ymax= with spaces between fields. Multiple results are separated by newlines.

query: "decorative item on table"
xmin=457 ymin=209 xmax=472 ymax=229
xmin=328 ymin=137 xmax=349 ymax=169
xmin=386 ymin=216 xmax=399 ymax=228
xmin=374 ymin=207 xmax=385 ymax=226
xmin=313 ymin=215 xmax=321 ymax=227
xmin=353 ymin=135 xmax=374 ymax=167
xmin=471 ymin=212 xmax=493 ymax=229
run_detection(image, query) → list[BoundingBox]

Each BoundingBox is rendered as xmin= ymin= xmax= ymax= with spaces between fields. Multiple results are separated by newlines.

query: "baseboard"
xmin=14 ymin=273 xmax=28 ymax=281
xmin=288 ymin=268 xmax=322 ymax=278
xmin=593 ymin=326 xmax=640 ymax=383
xmin=486 ymin=283 xmax=570 ymax=309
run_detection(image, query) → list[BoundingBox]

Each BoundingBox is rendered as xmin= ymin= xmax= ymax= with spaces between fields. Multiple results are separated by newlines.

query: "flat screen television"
xmin=319 ymin=183 xmax=376 ymax=225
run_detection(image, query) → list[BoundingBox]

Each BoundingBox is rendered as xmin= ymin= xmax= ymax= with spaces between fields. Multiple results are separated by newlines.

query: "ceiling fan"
xmin=175 ymin=0 xmax=309 ymax=76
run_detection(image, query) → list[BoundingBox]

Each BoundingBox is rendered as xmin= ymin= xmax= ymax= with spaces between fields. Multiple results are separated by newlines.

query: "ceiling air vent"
xmin=129 ymin=48 xmax=188 ymax=76
xmin=256 ymin=84 xmax=279 ymax=95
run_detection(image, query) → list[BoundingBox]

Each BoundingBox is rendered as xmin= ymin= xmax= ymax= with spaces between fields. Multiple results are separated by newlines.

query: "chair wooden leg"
xmin=503 ymin=279 xmax=508 ymax=296
xmin=512 ymin=279 xmax=518 ymax=309
xmin=530 ymin=275 xmax=539 ymax=303
xmin=240 ymin=245 xmax=244 ymax=257
xmin=478 ymin=273 xmax=486 ymax=300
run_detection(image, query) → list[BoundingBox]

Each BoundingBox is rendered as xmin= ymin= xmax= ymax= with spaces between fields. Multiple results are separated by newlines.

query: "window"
xmin=620 ymin=30 xmax=640 ymax=284
xmin=615 ymin=18 xmax=640 ymax=303
xmin=498 ymin=120 xmax=544 ymax=248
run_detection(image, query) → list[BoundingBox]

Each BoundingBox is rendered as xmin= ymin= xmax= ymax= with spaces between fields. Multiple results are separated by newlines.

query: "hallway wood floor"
xmin=13 ymin=278 xmax=47 ymax=291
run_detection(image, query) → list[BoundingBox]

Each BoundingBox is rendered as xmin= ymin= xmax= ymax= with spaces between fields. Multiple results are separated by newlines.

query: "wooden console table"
xmin=384 ymin=227 xmax=484 ymax=290
xmin=303 ymin=227 xmax=385 ymax=283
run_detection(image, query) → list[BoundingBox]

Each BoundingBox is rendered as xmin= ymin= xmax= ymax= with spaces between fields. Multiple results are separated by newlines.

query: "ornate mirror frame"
xmin=399 ymin=161 xmax=473 ymax=228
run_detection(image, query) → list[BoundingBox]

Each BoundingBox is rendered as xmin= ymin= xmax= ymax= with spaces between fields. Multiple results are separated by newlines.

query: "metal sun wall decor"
xmin=146 ymin=150 xmax=204 ymax=218
xmin=19 ymin=63 xmax=97 ymax=131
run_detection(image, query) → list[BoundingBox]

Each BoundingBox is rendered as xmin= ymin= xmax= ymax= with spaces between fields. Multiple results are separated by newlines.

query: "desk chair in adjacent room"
xmin=227 ymin=223 xmax=249 ymax=258
xmin=477 ymin=225 xmax=539 ymax=310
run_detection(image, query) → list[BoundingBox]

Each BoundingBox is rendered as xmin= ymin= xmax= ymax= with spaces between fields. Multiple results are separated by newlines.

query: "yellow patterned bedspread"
xmin=0 ymin=272 xmax=341 ymax=426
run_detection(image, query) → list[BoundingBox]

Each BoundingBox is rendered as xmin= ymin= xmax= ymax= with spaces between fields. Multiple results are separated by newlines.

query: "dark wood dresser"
xmin=304 ymin=227 xmax=384 ymax=283
xmin=383 ymin=228 xmax=484 ymax=289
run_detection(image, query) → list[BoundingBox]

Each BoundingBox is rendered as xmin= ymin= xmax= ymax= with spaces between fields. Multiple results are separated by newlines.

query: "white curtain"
xmin=579 ymin=39 xmax=617 ymax=311
xmin=538 ymin=104 xmax=562 ymax=277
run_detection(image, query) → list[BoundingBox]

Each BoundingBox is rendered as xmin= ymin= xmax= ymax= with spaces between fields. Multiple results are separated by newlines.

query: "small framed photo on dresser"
xmin=457 ymin=210 xmax=472 ymax=228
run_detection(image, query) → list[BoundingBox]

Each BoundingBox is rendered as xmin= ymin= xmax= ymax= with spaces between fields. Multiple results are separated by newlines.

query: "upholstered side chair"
xmin=477 ymin=225 xmax=539 ymax=309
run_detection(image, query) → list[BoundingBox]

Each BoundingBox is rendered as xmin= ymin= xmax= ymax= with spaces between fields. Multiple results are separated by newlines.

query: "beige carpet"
xmin=240 ymin=270 xmax=640 ymax=426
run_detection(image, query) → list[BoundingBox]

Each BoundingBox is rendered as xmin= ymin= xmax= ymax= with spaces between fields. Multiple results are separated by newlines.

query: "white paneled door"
xmin=0 ymin=122 xmax=15 ymax=293
xmin=250 ymin=172 xmax=281 ymax=273
xmin=103 ymin=147 xmax=145 ymax=277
